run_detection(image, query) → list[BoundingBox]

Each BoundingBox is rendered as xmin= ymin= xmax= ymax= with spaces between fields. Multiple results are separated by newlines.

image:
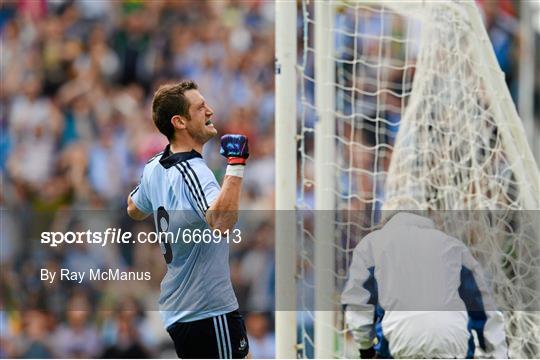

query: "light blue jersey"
xmin=130 ymin=145 xmax=238 ymax=329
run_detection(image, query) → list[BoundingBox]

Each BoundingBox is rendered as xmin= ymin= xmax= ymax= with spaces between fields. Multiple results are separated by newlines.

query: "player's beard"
xmin=189 ymin=122 xmax=217 ymax=145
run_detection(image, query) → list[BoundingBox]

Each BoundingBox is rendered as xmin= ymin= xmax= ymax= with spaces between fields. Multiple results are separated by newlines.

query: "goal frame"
xmin=275 ymin=1 xmax=297 ymax=358
xmin=275 ymin=0 xmax=540 ymax=358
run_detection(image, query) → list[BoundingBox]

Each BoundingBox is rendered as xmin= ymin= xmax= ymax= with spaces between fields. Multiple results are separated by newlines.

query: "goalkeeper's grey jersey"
xmin=130 ymin=145 xmax=238 ymax=329
xmin=341 ymin=212 xmax=507 ymax=358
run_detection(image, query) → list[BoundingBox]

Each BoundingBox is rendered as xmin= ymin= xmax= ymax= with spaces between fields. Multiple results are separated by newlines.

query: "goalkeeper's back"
xmin=341 ymin=212 xmax=507 ymax=358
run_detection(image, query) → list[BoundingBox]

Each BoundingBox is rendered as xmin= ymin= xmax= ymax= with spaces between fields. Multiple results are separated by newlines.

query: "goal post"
xmin=314 ymin=1 xmax=337 ymax=359
xmin=275 ymin=0 xmax=297 ymax=358
xmin=277 ymin=0 xmax=540 ymax=358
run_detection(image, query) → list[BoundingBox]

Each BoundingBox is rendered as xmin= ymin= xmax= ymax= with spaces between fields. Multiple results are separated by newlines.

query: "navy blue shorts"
xmin=167 ymin=310 xmax=249 ymax=359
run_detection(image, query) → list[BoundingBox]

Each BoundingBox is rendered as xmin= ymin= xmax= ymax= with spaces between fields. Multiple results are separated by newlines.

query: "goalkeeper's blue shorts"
xmin=167 ymin=310 xmax=249 ymax=359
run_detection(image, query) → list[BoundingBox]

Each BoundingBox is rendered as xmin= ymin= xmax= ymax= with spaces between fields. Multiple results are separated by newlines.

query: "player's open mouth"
xmin=205 ymin=119 xmax=213 ymax=126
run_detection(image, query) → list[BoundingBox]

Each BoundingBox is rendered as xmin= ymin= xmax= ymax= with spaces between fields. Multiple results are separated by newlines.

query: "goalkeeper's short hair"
xmin=380 ymin=196 xmax=425 ymax=225
xmin=152 ymin=80 xmax=198 ymax=140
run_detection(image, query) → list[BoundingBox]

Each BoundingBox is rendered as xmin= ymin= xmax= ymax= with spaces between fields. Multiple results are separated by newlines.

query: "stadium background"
xmin=0 ymin=0 xmax=538 ymax=358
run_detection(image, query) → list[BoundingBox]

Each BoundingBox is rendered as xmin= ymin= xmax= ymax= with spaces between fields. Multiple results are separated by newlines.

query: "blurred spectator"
xmin=478 ymin=0 xmax=520 ymax=97
xmin=87 ymin=126 xmax=130 ymax=203
xmin=240 ymin=222 xmax=275 ymax=311
xmin=8 ymin=73 xmax=62 ymax=187
xmin=101 ymin=299 xmax=154 ymax=358
xmin=51 ymin=296 xmax=102 ymax=358
xmin=245 ymin=313 xmax=275 ymax=359
xmin=19 ymin=310 xmax=53 ymax=358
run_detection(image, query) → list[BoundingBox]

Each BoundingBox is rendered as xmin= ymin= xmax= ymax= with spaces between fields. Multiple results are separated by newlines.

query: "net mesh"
xmin=297 ymin=1 xmax=540 ymax=358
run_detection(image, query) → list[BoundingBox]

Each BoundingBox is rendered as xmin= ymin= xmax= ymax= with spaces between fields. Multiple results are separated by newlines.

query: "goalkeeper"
xmin=342 ymin=198 xmax=507 ymax=359
xmin=127 ymin=80 xmax=249 ymax=358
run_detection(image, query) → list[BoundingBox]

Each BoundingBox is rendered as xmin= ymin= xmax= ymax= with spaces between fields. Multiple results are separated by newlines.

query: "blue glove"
xmin=220 ymin=134 xmax=249 ymax=165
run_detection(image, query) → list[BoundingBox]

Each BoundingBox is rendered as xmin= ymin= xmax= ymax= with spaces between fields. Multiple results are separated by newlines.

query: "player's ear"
xmin=171 ymin=115 xmax=186 ymax=130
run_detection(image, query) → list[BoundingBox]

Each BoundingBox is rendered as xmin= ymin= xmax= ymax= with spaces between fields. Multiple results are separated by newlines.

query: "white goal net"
xmin=296 ymin=0 xmax=540 ymax=358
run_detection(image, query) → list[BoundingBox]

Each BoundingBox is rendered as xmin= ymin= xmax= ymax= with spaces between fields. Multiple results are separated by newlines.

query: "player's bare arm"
xmin=206 ymin=134 xmax=249 ymax=232
xmin=206 ymin=175 xmax=242 ymax=232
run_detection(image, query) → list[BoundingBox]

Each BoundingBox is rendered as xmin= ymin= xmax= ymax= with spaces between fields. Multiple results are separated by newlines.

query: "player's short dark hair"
xmin=152 ymin=80 xmax=198 ymax=140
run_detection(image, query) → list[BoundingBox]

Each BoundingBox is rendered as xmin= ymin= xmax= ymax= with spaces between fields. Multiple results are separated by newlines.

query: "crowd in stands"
xmin=1 ymin=0 xmax=275 ymax=357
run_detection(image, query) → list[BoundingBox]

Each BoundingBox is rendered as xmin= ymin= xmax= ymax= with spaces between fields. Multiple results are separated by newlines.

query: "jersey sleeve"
xmin=341 ymin=233 xmax=377 ymax=350
xmin=176 ymin=160 xmax=220 ymax=221
xmin=130 ymin=169 xmax=153 ymax=214
xmin=459 ymin=244 xmax=508 ymax=358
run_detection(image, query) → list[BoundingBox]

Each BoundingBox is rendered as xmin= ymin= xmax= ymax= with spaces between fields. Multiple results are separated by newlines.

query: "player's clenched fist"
xmin=220 ymin=134 xmax=249 ymax=165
